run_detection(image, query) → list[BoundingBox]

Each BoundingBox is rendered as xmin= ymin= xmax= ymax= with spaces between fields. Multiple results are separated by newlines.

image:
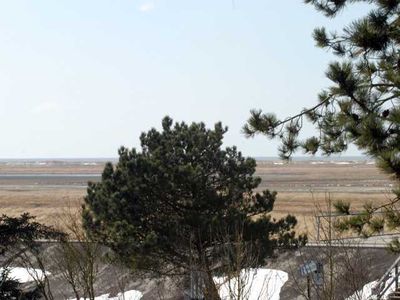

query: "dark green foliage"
xmin=333 ymin=200 xmax=351 ymax=215
xmin=334 ymin=202 xmax=388 ymax=237
xmin=0 ymin=213 xmax=63 ymax=255
xmin=369 ymin=216 xmax=385 ymax=233
xmin=0 ymin=270 xmax=21 ymax=300
xmin=388 ymin=238 xmax=400 ymax=253
xmin=334 ymin=215 xmax=370 ymax=237
xmin=83 ymin=117 xmax=306 ymax=295
xmin=244 ymin=0 xmax=400 ymax=244
xmin=244 ymin=0 xmax=400 ymax=163
xmin=385 ymin=209 xmax=400 ymax=229
xmin=0 ymin=270 xmax=42 ymax=300
xmin=0 ymin=214 xmax=63 ymax=299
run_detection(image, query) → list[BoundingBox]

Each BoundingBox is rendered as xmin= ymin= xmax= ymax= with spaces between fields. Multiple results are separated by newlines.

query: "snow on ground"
xmin=346 ymin=281 xmax=377 ymax=300
xmin=70 ymin=290 xmax=143 ymax=300
xmin=1 ymin=267 xmax=143 ymax=300
xmin=1 ymin=266 xmax=286 ymax=300
xmin=71 ymin=268 xmax=286 ymax=300
xmin=214 ymin=268 xmax=288 ymax=300
xmin=0 ymin=267 xmax=50 ymax=283
xmin=346 ymin=270 xmax=396 ymax=300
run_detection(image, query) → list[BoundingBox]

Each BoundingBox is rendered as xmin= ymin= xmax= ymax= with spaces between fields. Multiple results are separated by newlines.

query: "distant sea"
xmin=0 ymin=156 xmax=377 ymax=189
xmin=256 ymin=156 xmax=372 ymax=162
xmin=0 ymin=158 xmax=117 ymax=166
xmin=0 ymin=156 xmax=373 ymax=166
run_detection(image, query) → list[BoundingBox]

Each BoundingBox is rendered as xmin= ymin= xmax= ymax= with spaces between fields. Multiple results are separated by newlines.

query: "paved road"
xmin=308 ymin=234 xmax=400 ymax=248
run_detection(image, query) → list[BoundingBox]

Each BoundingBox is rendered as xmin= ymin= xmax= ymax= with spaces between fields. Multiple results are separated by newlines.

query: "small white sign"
xmin=299 ymin=261 xmax=318 ymax=276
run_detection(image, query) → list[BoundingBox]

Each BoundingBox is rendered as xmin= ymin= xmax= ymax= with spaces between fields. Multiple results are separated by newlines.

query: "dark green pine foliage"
xmin=0 ymin=270 xmax=41 ymax=300
xmin=0 ymin=270 xmax=21 ymax=300
xmin=244 ymin=0 xmax=400 ymax=244
xmin=83 ymin=117 xmax=305 ymax=298
xmin=0 ymin=213 xmax=62 ymax=255
xmin=0 ymin=213 xmax=62 ymax=299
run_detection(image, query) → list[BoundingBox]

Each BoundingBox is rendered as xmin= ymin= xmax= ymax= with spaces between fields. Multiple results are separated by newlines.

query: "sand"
xmin=0 ymin=159 xmax=394 ymax=236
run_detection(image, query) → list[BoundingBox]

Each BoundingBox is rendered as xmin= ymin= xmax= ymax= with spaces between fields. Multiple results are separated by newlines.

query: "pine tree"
xmin=244 ymin=0 xmax=400 ymax=244
xmin=0 ymin=213 xmax=62 ymax=299
xmin=83 ymin=117 xmax=306 ymax=299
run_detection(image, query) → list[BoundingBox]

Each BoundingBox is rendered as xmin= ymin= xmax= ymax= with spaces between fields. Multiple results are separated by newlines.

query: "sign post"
xmin=299 ymin=261 xmax=324 ymax=299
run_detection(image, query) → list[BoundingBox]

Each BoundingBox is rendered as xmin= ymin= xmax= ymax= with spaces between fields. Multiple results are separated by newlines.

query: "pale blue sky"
xmin=0 ymin=1 xmax=368 ymax=158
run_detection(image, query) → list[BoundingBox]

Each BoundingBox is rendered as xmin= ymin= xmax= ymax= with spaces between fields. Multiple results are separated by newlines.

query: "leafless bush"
xmin=289 ymin=193 xmax=374 ymax=300
xmin=52 ymin=204 xmax=103 ymax=300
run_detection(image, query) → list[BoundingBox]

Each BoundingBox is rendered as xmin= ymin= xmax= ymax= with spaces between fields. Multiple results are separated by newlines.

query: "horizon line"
xmin=0 ymin=155 xmax=371 ymax=160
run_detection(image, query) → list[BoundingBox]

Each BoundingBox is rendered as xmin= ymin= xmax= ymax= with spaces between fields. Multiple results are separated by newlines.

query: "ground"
xmin=0 ymin=159 xmax=393 ymax=238
xmin=0 ymin=158 xmax=397 ymax=299
xmin=5 ymin=243 xmax=396 ymax=299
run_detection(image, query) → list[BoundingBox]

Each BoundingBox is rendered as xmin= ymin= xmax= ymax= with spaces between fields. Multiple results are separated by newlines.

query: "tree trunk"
xmin=204 ymin=270 xmax=221 ymax=300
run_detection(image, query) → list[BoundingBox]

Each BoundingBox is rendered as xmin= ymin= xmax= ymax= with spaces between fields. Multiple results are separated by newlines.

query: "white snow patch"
xmin=346 ymin=281 xmax=376 ymax=300
xmin=71 ymin=290 xmax=142 ymax=300
xmin=346 ymin=269 xmax=396 ymax=300
xmin=0 ymin=267 xmax=50 ymax=283
xmin=214 ymin=268 xmax=288 ymax=300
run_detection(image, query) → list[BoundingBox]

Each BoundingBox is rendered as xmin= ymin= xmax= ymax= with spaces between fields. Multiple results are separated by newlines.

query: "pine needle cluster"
xmin=244 ymin=0 xmax=400 ymax=249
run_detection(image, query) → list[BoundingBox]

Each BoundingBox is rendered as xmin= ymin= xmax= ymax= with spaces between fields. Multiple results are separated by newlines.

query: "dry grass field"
xmin=256 ymin=160 xmax=395 ymax=236
xmin=0 ymin=159 xmax=395 ymax=237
